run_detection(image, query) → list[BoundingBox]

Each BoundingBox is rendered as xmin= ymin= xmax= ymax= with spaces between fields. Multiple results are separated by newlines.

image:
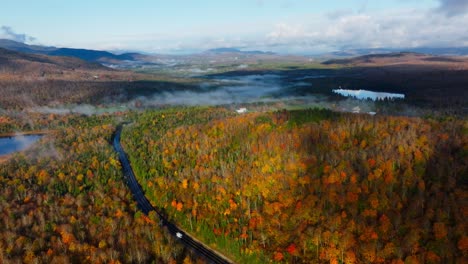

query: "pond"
xmin=0 ymin=135 xmax=43 ymax=156
xmin=333 ymin=89 xmax=405 ymax=101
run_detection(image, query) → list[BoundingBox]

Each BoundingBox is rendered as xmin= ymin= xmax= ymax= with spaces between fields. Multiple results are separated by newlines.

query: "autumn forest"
xmin=122 ymin=108 xmax=467 ymax=263
xmin=0 ymin=30 xmax=467 ymax=264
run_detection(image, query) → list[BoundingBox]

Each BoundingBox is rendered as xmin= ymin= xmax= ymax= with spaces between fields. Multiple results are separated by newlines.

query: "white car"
xmin=176 ymin=232 xmax=183 ymax=238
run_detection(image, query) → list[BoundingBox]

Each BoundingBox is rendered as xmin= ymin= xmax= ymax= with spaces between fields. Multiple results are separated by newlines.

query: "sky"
xmin=1 ymin=0 xmax=468 ymax=54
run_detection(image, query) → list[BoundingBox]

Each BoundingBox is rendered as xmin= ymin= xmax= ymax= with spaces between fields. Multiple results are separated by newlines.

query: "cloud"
xmin=0 ymin=26 xmax=36 ymax=43
xmin=142 ymin=6 xmax=468 ymax=54
xmin=265 ymin=8 xmax=468 ymax=53
xmin=326 ymin=9 xmax=354 ymax=19
xmin=436 ymin=0 xmax=468 ymax=16
xmin=38 ymin=3 xmax=467 ymax=55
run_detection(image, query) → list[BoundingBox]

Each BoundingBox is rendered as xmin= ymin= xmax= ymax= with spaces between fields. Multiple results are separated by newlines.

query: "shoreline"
xmin=0 ymin=130 xmax=51 ymax=138
xmin=0 ymin=154 xmax=11 ymax=163
xmin=0 ymin=131 xmax=51 ymax=162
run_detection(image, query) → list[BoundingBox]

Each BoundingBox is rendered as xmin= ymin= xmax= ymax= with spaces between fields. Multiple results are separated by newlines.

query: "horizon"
xmin=1 ymin=0 xmax=468 ymax=54
xmin=2 ymin=37 xmax=468 ymax=57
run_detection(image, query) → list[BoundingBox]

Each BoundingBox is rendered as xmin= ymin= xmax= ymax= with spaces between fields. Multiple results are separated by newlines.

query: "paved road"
xmin=112 ymin=124 xmax=233 ymax=264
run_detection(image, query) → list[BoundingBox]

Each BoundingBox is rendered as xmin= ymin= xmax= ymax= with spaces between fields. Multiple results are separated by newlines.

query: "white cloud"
xmin=112 ymin=6 xmax=467 ymax=54
xmin=264 ymin=8 xmax=468 ymax=53
xmin=136 ymin=8 xmax=468 ymax=54
xmin=0 ymin=26 xmax=36 ymax=43
xmin=3 ymin=3 xmax=467 ymax=55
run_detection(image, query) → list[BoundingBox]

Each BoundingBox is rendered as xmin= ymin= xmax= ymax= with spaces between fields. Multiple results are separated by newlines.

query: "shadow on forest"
xmin=203 ymin=65 xmax=468 ymax=112
xmin=2 ymin=63 xmax=466 ymax=116
xmin=0 ymin=79 xmax=203 ymax=109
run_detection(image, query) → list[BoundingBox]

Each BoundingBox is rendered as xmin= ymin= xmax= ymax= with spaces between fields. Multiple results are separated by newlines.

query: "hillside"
xmin=0 ymin=39 xmax=56 ymax=54
xmin=0 ymin=39 xmax=141 ymax=63
xmin=0 ymin=48 xmax=139 ymax=109
xmin=48 ymin=48 xmax=139 ymax=63
xmin=330 ymin=47 xmax=468 ymax=57
xmin=0 ymin=47 xmax=106 ymax=74
xmin=0 ymin=113 xmax=199 ymax=263
xmin=265 ymin=52 xmax=468 ymax=113
xmin=0 ymin=48 xmax=205 ymax=110
xmin=1 ymin=106 xmax=466 ymax=263
xmin=322 ymin=52 xmax=468 ymax=69
xmin=122 ymin=108 xmax=467 ymax=263
xmin=206 ymin=47 xmax=276 ymax=55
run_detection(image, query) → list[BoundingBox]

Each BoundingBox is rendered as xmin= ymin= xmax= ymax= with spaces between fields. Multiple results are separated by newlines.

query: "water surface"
xmin=0 ymin=135 xmax=43 ymax=156
xmin=333 ymin=89 xmax=405 ymax=101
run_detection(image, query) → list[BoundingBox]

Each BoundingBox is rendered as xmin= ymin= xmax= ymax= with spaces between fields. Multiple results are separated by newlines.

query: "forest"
xmin=0 ymin=112 xmax=201 ymax=263
xmin=121 ymin=107 xmax=467 ymax=263
xmin=0 ymin=106 xmax=466 ymax=263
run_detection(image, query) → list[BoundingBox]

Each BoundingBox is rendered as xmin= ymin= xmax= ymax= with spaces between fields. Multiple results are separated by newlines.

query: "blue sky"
xmin=1 ymin=0 xmax=467 ymax=54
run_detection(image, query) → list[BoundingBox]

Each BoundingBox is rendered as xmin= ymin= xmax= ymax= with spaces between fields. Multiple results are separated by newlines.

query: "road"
xmin=112 ymin=124 xmax=234 ymax=264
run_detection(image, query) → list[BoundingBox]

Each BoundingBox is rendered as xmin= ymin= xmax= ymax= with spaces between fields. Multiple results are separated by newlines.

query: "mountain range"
xmin=0 ymin=40 xmax=281 ymax=65
xmin=206 ymin=47 xmax=276 ymax=55
xmin=0 ymin=47 xmax=106 ymax=72
xmin=0 ymin=39 xmax=141 ymax=64
xmin=330 ymin=47 xmax=468 ymax=57
xmin=2 ymin=38 xmax=468 ymax=67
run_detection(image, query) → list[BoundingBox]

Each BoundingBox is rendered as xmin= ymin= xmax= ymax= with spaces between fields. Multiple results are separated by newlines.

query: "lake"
xmin=0 ymin=135 xmax=43 ymax=156
xmin=333 ymin=89 xmax=405 ymax=101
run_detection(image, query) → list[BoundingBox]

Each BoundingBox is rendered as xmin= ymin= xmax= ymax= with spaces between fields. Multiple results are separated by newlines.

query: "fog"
xmin=129 ymin=74 xmax=393 ymax=115
xmin=29 ymin=104 xmax=126 ymax=116
xmin=21 ymin=73 xmax=409 ymax=116
xmin=132 ymin=74 xmax=285 ymax=106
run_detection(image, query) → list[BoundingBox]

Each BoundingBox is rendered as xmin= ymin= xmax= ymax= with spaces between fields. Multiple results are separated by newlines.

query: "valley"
xmin=0 ymin=37 xmax=466 ymax=263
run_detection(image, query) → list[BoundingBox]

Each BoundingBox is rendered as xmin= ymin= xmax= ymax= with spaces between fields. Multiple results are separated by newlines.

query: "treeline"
xmin=0 ymin=80 xmax=128 ymax=109
xmin=123 ymin=108 xmax=467 ymax=263
xmin=0 ymin=79 xmax=204 ymax=110
xmin=0 ymin=115 xmax=201 ymax=263
xmin=0 ymin=111 xmax=118 ymax=135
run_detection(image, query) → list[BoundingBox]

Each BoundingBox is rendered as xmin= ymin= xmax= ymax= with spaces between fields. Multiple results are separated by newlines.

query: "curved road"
xmin=112 ymin=124 xmax=233 ymax=264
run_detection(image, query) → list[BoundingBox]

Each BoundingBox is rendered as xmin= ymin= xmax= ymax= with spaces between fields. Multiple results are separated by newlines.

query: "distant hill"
xmin=331 ymin=47 xmax=468 ymax=57
xmin=0 ymin=39 xmax=142 ymax=63
xmin=206 ymin=47 xmax=275 ymax=55
xmin=322 ymin=52 xmax=425 ymax=65
xmin=0 ymin=39 xmax=56 ymax=54
xmin=207 ymin=47 xmax=242 ymax=53
xmin=0 ymin=47 xmax=108 ymax=76
xmin=48 ymin=48 xmax=138 ymax=62
xmin=321 ymin=52 xmax=468 ymax=68
xmin=0 ymin=47 xmax=145 ymax=109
